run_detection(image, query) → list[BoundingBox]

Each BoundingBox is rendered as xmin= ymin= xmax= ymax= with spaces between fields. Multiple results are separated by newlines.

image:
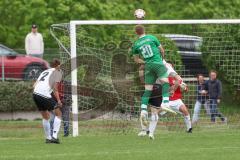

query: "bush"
xmin=0 ymin=81 xmax=36 ymax=112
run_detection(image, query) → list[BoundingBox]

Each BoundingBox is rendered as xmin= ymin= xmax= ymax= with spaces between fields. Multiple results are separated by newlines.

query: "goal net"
xmin=50 ymin=20 xmax=240 ymax=136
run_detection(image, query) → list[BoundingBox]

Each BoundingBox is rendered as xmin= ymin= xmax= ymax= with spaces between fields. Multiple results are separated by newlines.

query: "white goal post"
xmin=69 ymin=19 xmax=240 ymax=137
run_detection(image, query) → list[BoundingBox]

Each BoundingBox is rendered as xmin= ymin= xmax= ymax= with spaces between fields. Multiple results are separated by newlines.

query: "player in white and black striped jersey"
xmin=33 ymin=59 xmax=63 ymax=144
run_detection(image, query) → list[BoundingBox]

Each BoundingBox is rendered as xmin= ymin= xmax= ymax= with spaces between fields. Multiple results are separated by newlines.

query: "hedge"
xmin=0 ymin=81 xmax=36 ymax=112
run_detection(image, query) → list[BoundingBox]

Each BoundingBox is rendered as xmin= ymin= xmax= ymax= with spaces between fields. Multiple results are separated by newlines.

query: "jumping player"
xmin=132 ymin=25 xmax=176 ymax=131
xmin=33 ymin=59 xmax=63 ymax=144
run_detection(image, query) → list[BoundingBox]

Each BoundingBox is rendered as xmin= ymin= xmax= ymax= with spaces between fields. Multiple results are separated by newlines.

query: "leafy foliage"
xmin=0 ymin=0 xmax=239 ymax=106
xmin=2 ymin=0 xmax=240 ymax=48
xmin=158 ymin=35 xmax=182 ymax=72
xmin=0 ymin=81 xmax=36 ymax=112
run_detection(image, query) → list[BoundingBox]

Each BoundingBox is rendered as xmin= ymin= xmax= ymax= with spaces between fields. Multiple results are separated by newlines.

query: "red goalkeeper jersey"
xmin=58 ymin=81 xmax=64 ymax=101
xmin=168 ymin=77 xmax=182 ymax=101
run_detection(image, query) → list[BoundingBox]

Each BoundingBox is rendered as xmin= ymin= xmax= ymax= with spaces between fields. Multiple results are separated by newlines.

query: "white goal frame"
xmin=70 ymin=19 xmax=240 ymax=137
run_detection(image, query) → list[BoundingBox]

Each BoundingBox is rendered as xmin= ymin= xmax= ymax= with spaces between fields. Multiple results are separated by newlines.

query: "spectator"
xmin=25 ymin=24 xmax=44 ymax=58
xmin=205 ymin=70 xmax=226 ymax=123
xmin=192 ymin=74 xmax=210 ymax=124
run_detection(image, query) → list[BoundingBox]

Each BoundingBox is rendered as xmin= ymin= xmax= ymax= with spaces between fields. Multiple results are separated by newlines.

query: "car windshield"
xmin=173 ymin=40 xmax=202 ymax=52
xmin=0 ymin=46 xmax=17 ymax=56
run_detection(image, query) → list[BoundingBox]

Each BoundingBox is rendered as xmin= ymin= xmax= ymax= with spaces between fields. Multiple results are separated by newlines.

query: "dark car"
xmin=0 ymin=44 xmax=49 ymax=80
xmin=164 ymin=34 xmax=208 ymax=76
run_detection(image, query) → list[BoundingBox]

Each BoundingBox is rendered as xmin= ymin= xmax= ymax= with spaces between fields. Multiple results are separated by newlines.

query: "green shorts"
xmin=144 ymin=62 xmax=168 ymax=84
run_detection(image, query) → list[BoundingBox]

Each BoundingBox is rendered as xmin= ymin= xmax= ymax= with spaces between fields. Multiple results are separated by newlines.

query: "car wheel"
xmin=24 ymin=65 xmax=43 ymax=80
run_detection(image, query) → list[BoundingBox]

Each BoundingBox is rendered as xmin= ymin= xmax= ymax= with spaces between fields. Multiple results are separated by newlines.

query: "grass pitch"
xmin=0 ymin=121 xmax=240 ymax=160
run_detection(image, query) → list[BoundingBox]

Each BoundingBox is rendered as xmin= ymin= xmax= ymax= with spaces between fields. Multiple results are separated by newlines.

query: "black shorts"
xmin=33 ymin=93 xmax=57 ymax=111
xmin=149 ymin=84 xmax=162 ymax=108
xmin=149 ymin=96 xmax=162 ymax=108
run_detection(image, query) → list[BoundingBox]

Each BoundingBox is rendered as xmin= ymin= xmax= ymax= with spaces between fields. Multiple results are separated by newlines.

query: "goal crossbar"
xmin=70 ymin=19 xmax=240 ymax=25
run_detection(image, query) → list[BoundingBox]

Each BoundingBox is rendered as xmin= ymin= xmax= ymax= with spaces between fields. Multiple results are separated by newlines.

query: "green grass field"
xmin=0 ymin=121 xmax=240 ymax=160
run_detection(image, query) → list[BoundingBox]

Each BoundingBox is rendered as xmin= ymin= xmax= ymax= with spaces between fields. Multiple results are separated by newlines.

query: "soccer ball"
xmin=134 ymin=9 xmax=146 ymax=19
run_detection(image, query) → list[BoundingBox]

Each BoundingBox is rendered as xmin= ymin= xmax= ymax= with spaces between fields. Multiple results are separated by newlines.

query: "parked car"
xmin=0 ymin=44 xmax=49 ymax=80
xmin=163 ymin=34 xmax=208 ymax=76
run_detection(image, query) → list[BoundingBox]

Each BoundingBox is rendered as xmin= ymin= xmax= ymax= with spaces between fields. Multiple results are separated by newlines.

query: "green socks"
xmin=141 ymin=90 xmax=152 ymax=110
xmin=162 ymin=82 xmax=170 ymax=103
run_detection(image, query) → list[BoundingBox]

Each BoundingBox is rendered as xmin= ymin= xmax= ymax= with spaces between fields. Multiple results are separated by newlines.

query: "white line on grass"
xmin=0 ymin=150 xmax=152 ymax=159
xmin=200 ymin=146 xmax=240 ymax=150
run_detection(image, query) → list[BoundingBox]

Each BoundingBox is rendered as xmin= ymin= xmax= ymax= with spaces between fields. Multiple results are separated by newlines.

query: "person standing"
xmin=205 ymin=70 xmax=226 ymax=123
xmin=192 ymin=74 xmax=210 ymax=124
xmin=25 ymin=24 xmax=44 ymax=58
xmin=33 ymin=59 xmax=63 ymax=144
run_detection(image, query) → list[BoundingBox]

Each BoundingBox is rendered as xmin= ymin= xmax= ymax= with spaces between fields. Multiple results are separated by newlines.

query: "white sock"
xmin=184 ymin=115 xmax=192 ymax=130
xmin=140 ymin=121 xmax=147 ymax=131
xmin=52 ymin=116 xmax=61 ymax=139
xmin=149 ymin=113 xmax=158 ymax=135
xmin=140 ymin=110 xmax=148 ymax=131
xmin=42 ymin=119 xmax=51 ymax=140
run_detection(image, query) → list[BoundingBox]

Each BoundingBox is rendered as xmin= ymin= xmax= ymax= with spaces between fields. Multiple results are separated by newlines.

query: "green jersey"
xmin=132 ymin=34 xmax=163 ymax=63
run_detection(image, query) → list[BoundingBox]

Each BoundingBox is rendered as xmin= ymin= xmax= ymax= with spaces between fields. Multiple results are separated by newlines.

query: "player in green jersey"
xmin=132 ymin=25 xmax=176 ymax=133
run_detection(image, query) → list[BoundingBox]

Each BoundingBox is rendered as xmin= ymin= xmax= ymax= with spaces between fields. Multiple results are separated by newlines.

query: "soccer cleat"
xmin=138 ymin=130 xmax=147 ymax=137
xmin=187 ymin=128 xmax=193 ymax=133
xmin=149 ymin=134 xmax=155 ymax=140
xmin=146 ymin=130 xmax=150 ymax=135
xmin=159 ymin=111 xmax=167 ymax=116
xmin=45 ymin=139 xmax=52 ymax=144
xmin=161 ymin=104 xmax=177 ymax=115
xmin=51 ymin=138 xmax=60 ymax=144
xmin=63 ymin=133 xmax=69 ymax=137
xmin=222 ymin=117 xmax=228 ymax=123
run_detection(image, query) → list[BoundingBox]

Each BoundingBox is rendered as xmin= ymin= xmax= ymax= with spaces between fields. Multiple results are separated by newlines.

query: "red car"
xmin=0 ymin=44 xmax=49 ymax=80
